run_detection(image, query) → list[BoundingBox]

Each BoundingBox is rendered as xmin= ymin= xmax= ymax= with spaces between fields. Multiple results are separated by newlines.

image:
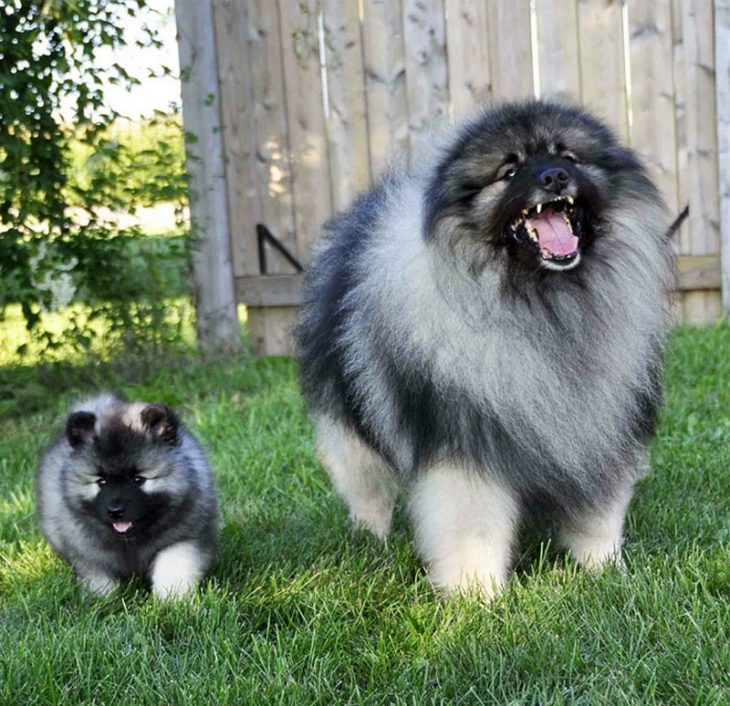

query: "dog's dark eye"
xmin=502 ymin=167 xmax=517 ymax=181
xmin=561 ymin=151 xmax=579 ymax=163
xmin=132 ymin=476 xmax=146 ymax=486
xmin=96 ymin=478 xmax=106 ymax=487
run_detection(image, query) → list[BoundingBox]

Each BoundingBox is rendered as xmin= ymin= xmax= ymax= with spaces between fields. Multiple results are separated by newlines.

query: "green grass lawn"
xmin=1 ymin=325 xmax=728 ymax=705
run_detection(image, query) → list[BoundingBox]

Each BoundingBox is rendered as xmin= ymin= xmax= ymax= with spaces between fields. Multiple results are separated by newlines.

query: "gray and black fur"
xmin=37 ymin=394 xmax=219 ymax=598
xmin=295 ymin=101 xmax=675 ymax=597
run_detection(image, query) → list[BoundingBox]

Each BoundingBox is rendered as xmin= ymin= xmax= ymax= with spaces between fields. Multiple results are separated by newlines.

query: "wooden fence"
xmin=176 ymin=0 xmax=730 ymax=355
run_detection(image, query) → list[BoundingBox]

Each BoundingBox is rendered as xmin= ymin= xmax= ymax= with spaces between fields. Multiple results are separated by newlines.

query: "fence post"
xmin=175 ymin=0 xmax=241 ymax=354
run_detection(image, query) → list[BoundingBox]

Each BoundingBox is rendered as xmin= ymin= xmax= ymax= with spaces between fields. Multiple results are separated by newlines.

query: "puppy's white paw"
xmin=150 ymin=542 xmax=205 ymax=600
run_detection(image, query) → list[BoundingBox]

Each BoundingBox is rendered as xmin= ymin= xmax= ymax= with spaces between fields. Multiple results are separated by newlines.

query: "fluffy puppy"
xmin=37 ymin=394 xmax=218 ymax=598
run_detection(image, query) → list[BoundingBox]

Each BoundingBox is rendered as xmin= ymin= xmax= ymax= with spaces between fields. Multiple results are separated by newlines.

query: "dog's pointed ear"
xmin=140 ymin=404 xmax=180 ymax=446
xmin=66 ymin=412 xmax=96 ymax=449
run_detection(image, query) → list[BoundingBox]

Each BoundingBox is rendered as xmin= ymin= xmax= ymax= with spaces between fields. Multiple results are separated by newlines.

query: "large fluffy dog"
xmin=295 ymin=101 xmax=674 ymax=598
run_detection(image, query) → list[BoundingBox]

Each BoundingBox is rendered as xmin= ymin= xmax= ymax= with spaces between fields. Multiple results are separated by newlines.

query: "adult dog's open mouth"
xmin=508 ymin=195 xmax=585 ymax=270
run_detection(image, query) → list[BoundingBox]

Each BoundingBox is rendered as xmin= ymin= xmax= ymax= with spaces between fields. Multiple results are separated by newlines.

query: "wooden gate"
xmin=176 ymin=0 xmax=730 ymax=355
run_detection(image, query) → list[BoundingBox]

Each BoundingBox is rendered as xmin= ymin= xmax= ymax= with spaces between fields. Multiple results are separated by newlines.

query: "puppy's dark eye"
xmin=561 ymin=151 xmax=579 ymax=163
xmin=132 ymin=476 xmax=146 ymax=486
xmin=96 ymin=478 xmax=107 ymax=487
xmin=502 ymin=166 xmax=517 ymax=181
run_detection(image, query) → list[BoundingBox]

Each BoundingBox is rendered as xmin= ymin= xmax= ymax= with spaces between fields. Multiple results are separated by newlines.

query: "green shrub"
xmin=0 ymin=0 xmax=189 ymax=358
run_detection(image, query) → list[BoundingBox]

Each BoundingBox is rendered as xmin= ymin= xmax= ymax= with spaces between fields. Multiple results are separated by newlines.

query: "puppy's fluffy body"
xmin=37 ymin=394 xmax=218 ymax=598
xmin=296 ymin=101 xmax=674 ymax=597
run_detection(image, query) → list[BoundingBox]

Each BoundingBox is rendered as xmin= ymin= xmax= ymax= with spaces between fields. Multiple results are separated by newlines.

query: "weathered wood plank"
xmin=212 ymin=0 xmax=260 ymax=278
xmin=232 ymin=258 xmax=721 ymax=312
xmin=487 ymin=0 xmax=534 ymax=100
xmin=322 ymin=0 xmax=371 ymax=212
xmin=683 ymin=0 xmax=721 ymax=255
xmin=235 ymin=275 xmax=304 ymax=307
xmin=175 ymin=0 xmax=241 ymax=353
xmin=278 ymin=0 xmax=333 ymax=261
xmin=247 ymin=306 xmax=299 ymax=356
xmin=402 ymin=0 xmax=449 ymax=160
xmin=361 ymin=0 xmax=409 ymax=174
xmin=715 ymin=0 xmax=730 ymax=313
xmin=676 ymin=254 xmax=722 ymax=290
xmin=681 ymin=0 xmax=722 ymax=322
xmin=445 ymin=0 xmax=491 ymax=119
xmin=672 ymin=0 xmax=703 ymax=322
xmin=671 ymin=0 xmax=691 ymax=255
xmin=682 ymin=291 xmax=723 ymax=324
xmin=247 ymin=0 xmax=297 ymax=275
xmin=627 ymin=1 xmax=679 ymax=215
xmin=534 ymin=0 xmax=580 ymax=102
xmin=577 ymin=0 xmax=628 ymax=139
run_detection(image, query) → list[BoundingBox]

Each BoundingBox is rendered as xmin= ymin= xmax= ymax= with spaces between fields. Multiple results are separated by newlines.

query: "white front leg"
xmin=150 ymin=541 xmax=206 ymax=599
xmin=409 ymin=464 xmax=519 ymax=600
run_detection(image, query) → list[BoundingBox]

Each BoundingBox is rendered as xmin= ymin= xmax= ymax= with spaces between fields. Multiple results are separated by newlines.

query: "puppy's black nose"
xmin=538 ymin=167 xmax=570 ymax=193
xmin=107 ymin=504 xmax=125 ymax=519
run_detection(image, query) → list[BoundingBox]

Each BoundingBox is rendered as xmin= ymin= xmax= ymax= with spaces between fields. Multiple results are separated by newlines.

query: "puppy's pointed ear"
xmin=66 ymin=412 xmax=96 ymax=448
xmin=140 ymin=404 xmax=180 ymax=446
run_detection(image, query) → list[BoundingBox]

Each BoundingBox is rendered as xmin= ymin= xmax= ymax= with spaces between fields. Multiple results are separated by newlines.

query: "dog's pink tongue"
xmin=113 ymin=521 xmax=133 ymax=533
xmin=528 ymin=207 xmax=578 ymax=257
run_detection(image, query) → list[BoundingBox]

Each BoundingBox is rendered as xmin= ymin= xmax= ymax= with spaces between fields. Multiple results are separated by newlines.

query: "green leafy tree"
xmin=0 ymin=0 xmax=188 ymax=356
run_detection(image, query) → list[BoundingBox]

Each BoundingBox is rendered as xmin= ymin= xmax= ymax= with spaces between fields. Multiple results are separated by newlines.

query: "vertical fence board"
xmin=577 ymin=0 xmax=628 ymax=139
xmin=361 ymin=0 xmax=409 ymax=174
xmin=402 ymin=0 xmax=449 ymax=159
xmin=487 ymin=0 xmax=533 ymax=100
xmin=175 ymin=0 xmax=241 ymax=353
xmin=212 ymin=0 xmax=260 ymax=278
xmin=683 ymin=0 xmax=722 ymax=322
xmin=669 ymin=0 xmax=689 ymax=321
xmin=715 ymin=0 xmax=730 ymax=314
xmin=323 ymin=0 xmax=371 ymax=212
xmin=445 ymin=0 xmax=491 ymax=119
xmin=683 ymin=0 xmax=721 ymax=255
xmin=247 ymin=0 xmax=297 ymax=275
xmin=627 ymin=2 xmax=679 ymax=216
xmin=671 ymin=0 xmax=691 ymax=256
xmin=279 ymin=0 xmax=333 ymax=261
xmin=535 ymin=0 xmax=580 ymax=102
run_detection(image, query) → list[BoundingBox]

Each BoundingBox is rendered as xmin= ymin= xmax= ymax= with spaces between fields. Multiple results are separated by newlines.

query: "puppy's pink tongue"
xmin=528 ymin=207 xmax=578 ymax=257
xmin=113 ymin=521 xmax=133 ymax=533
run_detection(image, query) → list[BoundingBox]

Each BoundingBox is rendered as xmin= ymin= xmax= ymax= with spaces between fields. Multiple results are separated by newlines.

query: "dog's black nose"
xmin=538 ymin=167 xmax=570 ymax=193
xmin=107 ymin=504 xmax=125 ymax=519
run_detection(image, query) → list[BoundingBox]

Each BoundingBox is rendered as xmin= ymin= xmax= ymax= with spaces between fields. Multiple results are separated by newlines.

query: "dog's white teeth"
xmin=567 ymin=195 xmax=574 ymax=205
xmin=536 ymin=203 xmax=542 ymax=214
